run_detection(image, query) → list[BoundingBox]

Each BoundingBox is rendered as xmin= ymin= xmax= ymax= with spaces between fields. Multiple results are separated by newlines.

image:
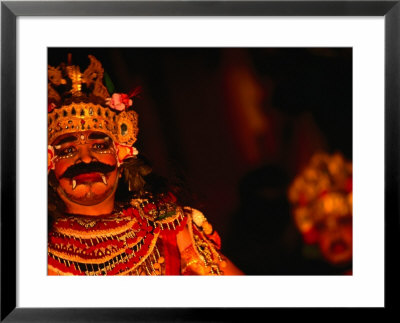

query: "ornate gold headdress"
xmin=48 ymin=55 xmax=139 ymax=147
xmin=288 ymin=152 xmax=353 ymax=236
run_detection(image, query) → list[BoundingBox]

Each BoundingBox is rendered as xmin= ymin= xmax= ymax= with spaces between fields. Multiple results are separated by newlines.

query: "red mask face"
xmin=316 ymin=214 xmax=352 ymax=265
xmin=52 ymin=131 xmax=119 ymax=207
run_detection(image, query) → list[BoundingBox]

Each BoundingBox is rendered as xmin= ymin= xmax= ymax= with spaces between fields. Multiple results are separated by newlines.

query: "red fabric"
xmin=207 ymin=231 xmax=221 ymax=249
xmin=160 ymin=231 xmax=181 ymax=275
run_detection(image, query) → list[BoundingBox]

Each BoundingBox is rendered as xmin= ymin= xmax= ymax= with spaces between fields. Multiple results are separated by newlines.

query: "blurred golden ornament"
xmin=288 ymin=152 xmax=353 ymax=233
xmin=192 ymin=208 xmax=207 ymax=227
xmin=202 ymin=221 xmax=213 ymax=235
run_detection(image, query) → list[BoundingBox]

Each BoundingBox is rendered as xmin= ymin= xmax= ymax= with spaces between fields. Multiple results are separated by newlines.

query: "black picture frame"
xmin=1 ymin=1 xmax=398 ymax=321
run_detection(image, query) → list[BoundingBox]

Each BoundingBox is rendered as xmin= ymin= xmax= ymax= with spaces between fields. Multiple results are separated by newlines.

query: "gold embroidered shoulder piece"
xmin=180 ymin=208 xmax=227 ymax=275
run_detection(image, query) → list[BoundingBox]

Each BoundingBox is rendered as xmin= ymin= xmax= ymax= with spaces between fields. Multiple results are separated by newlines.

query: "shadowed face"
xmin=52 ymin=131 xmax=119 ymax=206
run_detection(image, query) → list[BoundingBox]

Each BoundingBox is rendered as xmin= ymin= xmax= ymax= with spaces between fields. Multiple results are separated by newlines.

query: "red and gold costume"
xmin=48 ymin=193 xmax=227 ymax=276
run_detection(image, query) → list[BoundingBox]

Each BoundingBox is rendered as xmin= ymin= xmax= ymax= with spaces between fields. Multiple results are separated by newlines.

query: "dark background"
xmin=48 ymin=48 xmax=352 ymax=275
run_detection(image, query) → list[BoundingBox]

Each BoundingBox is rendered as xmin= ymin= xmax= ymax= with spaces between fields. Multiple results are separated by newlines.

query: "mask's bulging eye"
xmin=92 ymin=141 xmax=111 ymax=152
xmin=57 ymin=146 xmax=77 ymax=158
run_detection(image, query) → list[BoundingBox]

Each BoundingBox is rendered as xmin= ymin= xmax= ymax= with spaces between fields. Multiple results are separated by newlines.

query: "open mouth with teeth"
xmin=71 ymin=172 xmax=108 ymax=189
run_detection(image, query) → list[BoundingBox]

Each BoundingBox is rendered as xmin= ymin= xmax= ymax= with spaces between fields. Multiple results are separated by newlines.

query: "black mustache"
xmin=61 ymin=162 xmax=116 ymax=179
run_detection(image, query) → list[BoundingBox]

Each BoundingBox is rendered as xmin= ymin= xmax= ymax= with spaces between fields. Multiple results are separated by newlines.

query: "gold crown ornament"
xmin=48 ymin=55 xmax=141 ymax=171
xmin=288 ymin=152 xmax=353 ymax=235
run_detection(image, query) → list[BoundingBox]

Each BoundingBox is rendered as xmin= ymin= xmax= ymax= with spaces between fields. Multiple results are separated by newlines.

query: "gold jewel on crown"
xmin=48 ymin=55 xmax=139 ymax=146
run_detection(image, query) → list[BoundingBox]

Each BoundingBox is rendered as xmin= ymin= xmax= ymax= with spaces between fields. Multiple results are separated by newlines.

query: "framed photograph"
xmin=1 ymin=0 xmax=398 ymax=321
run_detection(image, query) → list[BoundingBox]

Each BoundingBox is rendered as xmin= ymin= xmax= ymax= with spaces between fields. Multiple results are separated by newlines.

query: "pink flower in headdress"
xmin=106 ymin=93 xmax=133 ymax=111
xmin=105 ymin=87 xmax=141 ymax=112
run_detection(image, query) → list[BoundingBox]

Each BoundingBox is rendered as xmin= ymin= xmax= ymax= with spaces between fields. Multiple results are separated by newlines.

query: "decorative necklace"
xmin=48 ymin=196 xmax=187 ymax=276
